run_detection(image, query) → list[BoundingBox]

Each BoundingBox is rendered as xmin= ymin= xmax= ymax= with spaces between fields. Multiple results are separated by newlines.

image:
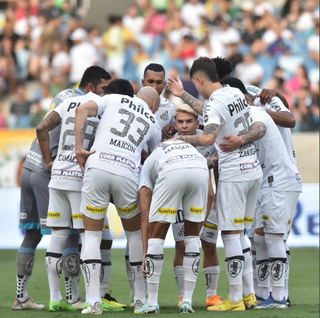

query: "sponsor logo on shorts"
xmin=52 ymin=169 xmax=84 ymax=178
xmin=20 ymin=213 xmax=27 ymax=220
xmin=288 ymin=219 xmax=292 ymax=226
xmin=158 ymin=208 xmax=177 ymax=215
xmin=86 ymin=205 xmax=106 ymax=214
xmin=104 ymin=224 xmax=109 ymax=230
xmin=244 ymin=216 xmax=254 ymax=223
xmin=98 ymin=152 xmax=136 ymax=169
xmin=40 ymin=218 xmax=47 ymax=225
xmin=190 ymin=207 xmax=204 ymax=214
xmin=72 ymin=214 xmax=83 ymax=220
xmin=240 ymin=159 xmax=260 ymax=172
xmin=295 ymin=173 xmax=302 ymax=182
xmin=118 ymin=203 xmax=138 ymax=214
xmin=204 ymin=223 xmax=218 ymax=231
xmin=262 ymin=215 xmax=270 ymax=221
xmin=233 ymin=218 xmax=244 ymax=224
xmin=48 ymin=212 xmax=61 ymax=218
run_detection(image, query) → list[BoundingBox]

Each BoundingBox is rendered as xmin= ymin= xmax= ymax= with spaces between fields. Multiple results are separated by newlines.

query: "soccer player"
xmin=142 ymin=63 xmax=176 ymax=139
xmin=172 ymin=104 xmax=222 ymax=308
xmin=75 ymin=86 xmax=161 ymax=315
xmin=12 ymin=66 xmax=111 ymax=311
xmin=169 ymin=57 xmax=264 ymax=311
xmin=218 ymin=76 xmax=302 ymax=308
xmin=137 ymin=139 xmax=209 ymax=314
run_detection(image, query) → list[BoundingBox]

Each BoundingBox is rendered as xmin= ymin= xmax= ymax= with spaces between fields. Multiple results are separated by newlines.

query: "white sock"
xmin=125 ymin=243 xmax=135 ymax=298
xmin=254 ymin=233 xmax=270 ymax=300
xmin=126 ymin=230 xmax=146 ymax=304
xmin=203 ymin=266 xmax=220 ymax=298
xmin=240 ymin=231 xmax=254 ymax=296
xmin=82 ymin=230 xmax=102 ymax=306
xmin=174 ymin=266 xmax=184 ymax=297
xmin=146 ymin=238 xmax=164 ymax=306
xmin=264 ymin=233 xmax=286 ymax=302
xmin=284 ymin=241 xmax=290 ymax=300
xmin=100 ymin=249 xmax=112 ymax=297
xmin=183 ymin=236 xmax=200 ymax=306
xmin=222 ymin=233 xmax=244 ymax=303
xmin=45 ymin=229 xmax=69 ymax=302
xmin=79 ymin=232 xmax=88 ymax=301
xmin=249 ymin=237 xmax=258 ymax=294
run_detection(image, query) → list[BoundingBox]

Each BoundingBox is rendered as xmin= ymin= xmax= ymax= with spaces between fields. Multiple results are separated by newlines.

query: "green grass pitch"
xmin=0 ymin=247 xmax=318 ymax=317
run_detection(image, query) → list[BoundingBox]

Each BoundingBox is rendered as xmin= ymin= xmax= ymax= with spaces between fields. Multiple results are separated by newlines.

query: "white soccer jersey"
xmin=86 ymin=94 xmax=161 ymax=181
xmin=155 ymin=95 xmax=176 ymax=130
xmin=250 ymin=107 xmax=302 ymax=191
xmin=49 ymin=92 xmax=101 ymax=191
xmin=204 ymin=86 xmax=262 ymax=182
xmin=139 ymin=140 xmax=208 ymax=191
xmin=246 ymin=85 xmax=301 ymax=177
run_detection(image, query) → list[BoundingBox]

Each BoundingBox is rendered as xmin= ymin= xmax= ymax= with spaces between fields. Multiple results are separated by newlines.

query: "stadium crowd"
xmin=0 ymin=0 xmax=318 ymax=132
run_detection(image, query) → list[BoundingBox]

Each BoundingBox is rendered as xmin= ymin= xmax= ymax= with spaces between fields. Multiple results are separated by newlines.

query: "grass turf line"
xmin=0 ymin=247 xmax=318 ymax=317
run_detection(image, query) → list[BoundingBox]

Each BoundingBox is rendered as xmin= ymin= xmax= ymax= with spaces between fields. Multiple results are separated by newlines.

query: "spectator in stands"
xmin=9 ymin=83 xmax=32 ymax=128
xmin=14 ymin=37 xmax=29 ymax=82
xmin=0 ymin=102 xmax=8 ymax=128
xmin=123 ymin=4 xmax=145 ymax=38
xmin=307 ymin=21 xmax=319 ymax=64
xmin=234 ymin=52 xmax=264 ymax=86
xmin=180 ymin=0 xmax=206 ymax=29
xmin=102 ymin=15 xmax=126 ymax=78
xmin=286 ymin=64 xmax=310 ymax=98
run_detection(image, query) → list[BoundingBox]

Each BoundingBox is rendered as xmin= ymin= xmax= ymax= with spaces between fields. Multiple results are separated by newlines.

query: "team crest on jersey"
xmin=227 ymin=259 xmax=242 ymax=278
xmin=160 ymin=110 xmax=169 ymax=121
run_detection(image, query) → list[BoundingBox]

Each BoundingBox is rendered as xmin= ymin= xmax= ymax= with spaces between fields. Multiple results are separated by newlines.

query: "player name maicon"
xmin=110 ymin=138 xmax=136 ymax=153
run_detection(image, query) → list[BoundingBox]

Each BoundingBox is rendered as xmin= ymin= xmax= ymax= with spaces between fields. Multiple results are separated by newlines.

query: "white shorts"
xmin=217 ymin=178 xmax=262 ymax=231
xmin=47 ymin=188 xmax=83 ymax=229
xmin=149 ymin=168 xmax=209 ymax=224
xmin=284 ymin=191 xmax=300 ymax=240
xmin=172 ymin=207 xmax=185 ymax=242
xmin=102 ymin=216 xmax=112 ymax=241
xmin=81 ymin=168 xmax=140 ymax=220
xmin=200 ymin=206 xmax=218 ymax=244
xmin=256 ymin=190 xmax=294 ymax=234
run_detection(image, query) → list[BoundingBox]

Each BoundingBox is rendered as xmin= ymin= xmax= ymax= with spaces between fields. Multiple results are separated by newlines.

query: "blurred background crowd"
xmin=0 ymin=0 xmax=318 ymax=132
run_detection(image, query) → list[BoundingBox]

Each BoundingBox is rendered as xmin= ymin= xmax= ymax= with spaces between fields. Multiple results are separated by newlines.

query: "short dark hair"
xmin=79 ymin=66 xmax=111 ymax=89
xmin=190 ymin=57 xmax=218 ymax=82
xmin=103 ymin=79 xmax=134 ymax=97
xmin=143 ymin=63 xmax=165 ymax=77
xmin=220 ymin=77 xmax=248 ymax=95
xmin=213 ymin=57 xmax=233 ymax=80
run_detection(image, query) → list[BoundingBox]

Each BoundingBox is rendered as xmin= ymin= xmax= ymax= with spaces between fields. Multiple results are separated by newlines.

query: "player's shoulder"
xmin=245 ymin=85 xmax=261 ymax=96
xmin=160 ymin=95 xmax=176 ymax=109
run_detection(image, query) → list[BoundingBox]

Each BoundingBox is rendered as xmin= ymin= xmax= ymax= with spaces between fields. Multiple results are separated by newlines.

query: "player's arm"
xmin=219 ymin=121 xmax=266 ymax=152
xmin=257 ymin=88 xmax=290 ymax=110
xmin=204 ymin=177 xmax=214 ymax=223
xmin=206 ymin=150 xmax=219 ymax=170
xmin=265 ymin=109 xmax=295 ymax=128
xmin=36 ymin=111 xmax=61 ymax=170
xmin=75 ymin=101 xmax=98 ymax=171
xmin=139 ymin=186 xmax=152 ymax=278
xmin=173 ymin=123 xmax=220 ymax=147
xmin=167 ymin=75 xmax=204 ymax=115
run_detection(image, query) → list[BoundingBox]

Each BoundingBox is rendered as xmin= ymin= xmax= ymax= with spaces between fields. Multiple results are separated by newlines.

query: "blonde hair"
xmin=174 ymin=104 xmax=198 ymax=119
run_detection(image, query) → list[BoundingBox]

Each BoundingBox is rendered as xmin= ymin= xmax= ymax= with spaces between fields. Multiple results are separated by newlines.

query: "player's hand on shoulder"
xmin=76 ymin=149 xmax=96 ymax=172
xmin=219 ymin=134 xmax=242 ymax=152
xmin=257 ymin=89 xmax=276 ymax=105
xmin=167 ymin=75 xmax=184 ymax=97
xmin=162 ymin=125 xmax=175 ymax=140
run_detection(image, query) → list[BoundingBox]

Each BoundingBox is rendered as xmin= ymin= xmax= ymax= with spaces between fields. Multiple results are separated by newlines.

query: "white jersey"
xmin=204 ymin=86 xmax=262 ymax=182
xmin=86 ymin=94 xmax=162 ymax=181
xmin=49 ymin=92 xmax=101 ymax=191
xmin=250 ymin=107 xmax=302 ymax=191
xmin=155 ymin=95 xmax=176 ymax=130
xmin=246 ymin=85 xmax=301 ymax=176
xmin=139 ymin=140 xmax=208 ymax=191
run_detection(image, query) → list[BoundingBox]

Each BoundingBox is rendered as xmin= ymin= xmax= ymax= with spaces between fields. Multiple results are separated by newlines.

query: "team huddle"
xmin=13 ymin=57 xmax=302 ymax=315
